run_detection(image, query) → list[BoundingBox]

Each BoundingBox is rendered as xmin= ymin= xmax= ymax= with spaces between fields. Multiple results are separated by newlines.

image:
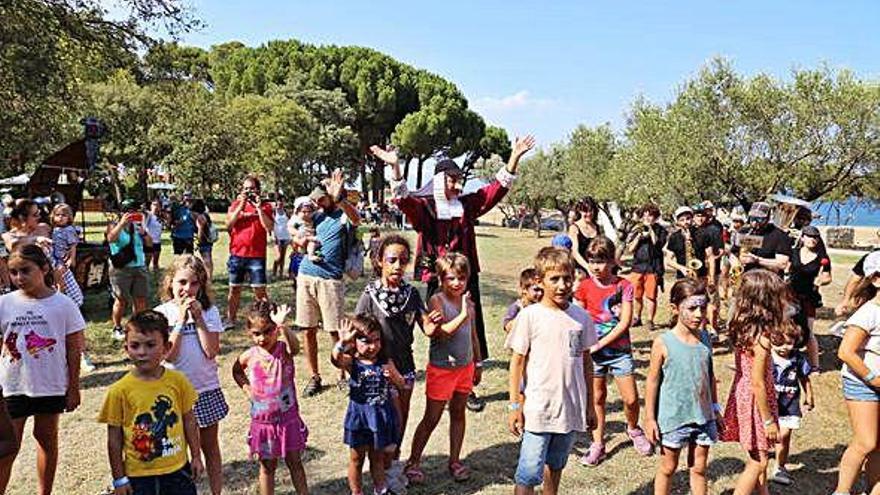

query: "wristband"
xmin=762 ymin=418 xmax=775 ymax=427
xmin=112 ymin=476 xmax=130 ymax=488
xmin=865 ymin=371 xmax=878 ymax=383
xmin=712 ymin=402 xmax=723 ymax=414
xmin=333 ymin=342 xmax=350 ymax=354
xmin=474 ymin=360 xmax=484 ymax=369
xmin=507 ymin=402 xmax=521 ymax=411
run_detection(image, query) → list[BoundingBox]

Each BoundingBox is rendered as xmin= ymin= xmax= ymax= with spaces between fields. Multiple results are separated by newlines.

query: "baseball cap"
xmin=699 ymin=200 xmax=715 ymax=210
xmin=551 ymin=233 xmax=573 ymax=250
xmin=748 ymin=202 xmax=772 ymax=219
xmin=801 ymin=225 xmax=820 ymax=238
xmin=674 ymin=206 xmax=693 ymax=219
xmin=863 ymin=251 xmax=880 ymax=278
xmin=293 ymin=196 xmax=315 ymax=212
xmin=120 ymin=198 xmax=140 ymax=211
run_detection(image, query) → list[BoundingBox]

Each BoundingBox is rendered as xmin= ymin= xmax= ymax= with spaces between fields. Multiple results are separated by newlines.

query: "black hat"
xmin=801 ymin=225 xmax=820 ymax=237
xmin=434 ymin=159 xmax=463 ymax=176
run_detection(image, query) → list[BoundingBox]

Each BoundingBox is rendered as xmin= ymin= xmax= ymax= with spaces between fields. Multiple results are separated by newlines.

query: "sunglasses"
xmin=748 ymin=216 xmax=767 ymax=223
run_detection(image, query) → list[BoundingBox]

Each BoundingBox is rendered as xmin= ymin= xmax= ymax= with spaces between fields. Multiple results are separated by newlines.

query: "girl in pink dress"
xmin=233 ymin=301 xmax=310 ymax=495
xmin=721 ymin=269 xmax=792 ymax=495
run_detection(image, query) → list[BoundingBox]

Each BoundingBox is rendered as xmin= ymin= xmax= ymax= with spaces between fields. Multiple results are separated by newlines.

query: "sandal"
xmin=404 ymin=463 xmax=425 ymax=484
xmin=448 ymin=460 xmax=471 ymax=482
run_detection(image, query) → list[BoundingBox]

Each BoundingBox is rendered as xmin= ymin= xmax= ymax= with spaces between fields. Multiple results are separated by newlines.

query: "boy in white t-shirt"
xmin=507 ymin=246 xmax=598 ymax=494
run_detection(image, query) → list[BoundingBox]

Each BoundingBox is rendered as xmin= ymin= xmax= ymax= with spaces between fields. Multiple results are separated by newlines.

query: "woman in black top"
xmin=788 ymin=225 xmax=831 ymax=368
xmin=568 ymin=197 xmax=603 ymax=272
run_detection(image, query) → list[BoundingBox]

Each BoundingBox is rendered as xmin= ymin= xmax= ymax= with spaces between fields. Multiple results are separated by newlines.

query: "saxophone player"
xmin=664 ymin=207 xmax=707 ymax=280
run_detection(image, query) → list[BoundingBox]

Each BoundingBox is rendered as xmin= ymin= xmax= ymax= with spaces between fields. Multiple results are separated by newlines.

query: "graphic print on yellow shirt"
xmin=98 ymin=370 xmax=197 ymax=477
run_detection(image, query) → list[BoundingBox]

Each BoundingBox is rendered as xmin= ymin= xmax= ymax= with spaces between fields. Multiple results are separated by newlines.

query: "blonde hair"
xmin=533 ymin=246 xmax=574 ymax=278
xmin=435 ymin=252 xmax=470 ymax=281
xmin=50 ymin=203 xmax=74 ymax=227
xmin=160 ymin=255 xmax=213 ymax=309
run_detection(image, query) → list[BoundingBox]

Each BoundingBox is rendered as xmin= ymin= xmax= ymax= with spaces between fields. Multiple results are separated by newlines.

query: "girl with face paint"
xmin=644 ymin=279 xmax=720 ymax=495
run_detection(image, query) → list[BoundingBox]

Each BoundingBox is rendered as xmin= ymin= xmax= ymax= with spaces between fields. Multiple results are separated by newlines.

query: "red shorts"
xmin=629 ymin=272 xmax=659 ymax=301
xmin=425 ymin=362 xmax=475 ymax=401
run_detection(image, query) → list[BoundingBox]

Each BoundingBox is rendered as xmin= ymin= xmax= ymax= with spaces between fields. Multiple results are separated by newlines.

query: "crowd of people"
xmin=0 ymin=134 xmax=878 ymax=495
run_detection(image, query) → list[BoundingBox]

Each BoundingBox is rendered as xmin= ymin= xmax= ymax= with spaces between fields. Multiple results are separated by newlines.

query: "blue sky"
xmin=175 ymin=1 xmax=880 ymax=146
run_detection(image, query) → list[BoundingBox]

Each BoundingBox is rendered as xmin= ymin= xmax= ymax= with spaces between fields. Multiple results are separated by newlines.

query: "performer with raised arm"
xmin=370 ymin=136 xmax=535 ymax=411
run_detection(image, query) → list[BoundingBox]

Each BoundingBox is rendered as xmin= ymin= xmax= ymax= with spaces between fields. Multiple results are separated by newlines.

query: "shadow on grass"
xmin=626 ymin=455 xmax=746 ymax=495
xmin=303 ymin=441 xmax=521 ymax=494
xmin=817 ymin=334 xmax=842 ymax=373
xmin=221 ymin=446 xmax=328 ymax=493
xmin=81 ymin=369 xmax=128 ymax=390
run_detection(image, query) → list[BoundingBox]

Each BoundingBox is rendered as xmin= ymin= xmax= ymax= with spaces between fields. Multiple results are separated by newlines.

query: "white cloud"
xmin=472 ymin=90 xmax=559 ymax=112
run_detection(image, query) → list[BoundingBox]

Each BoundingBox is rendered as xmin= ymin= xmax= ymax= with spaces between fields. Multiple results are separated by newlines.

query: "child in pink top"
xmin=233 ymin=301 xmax=310 ymax=495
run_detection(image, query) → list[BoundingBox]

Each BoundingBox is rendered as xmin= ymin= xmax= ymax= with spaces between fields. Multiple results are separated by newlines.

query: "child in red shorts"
xmin=405 ymin=253 xmax=482 ymax=484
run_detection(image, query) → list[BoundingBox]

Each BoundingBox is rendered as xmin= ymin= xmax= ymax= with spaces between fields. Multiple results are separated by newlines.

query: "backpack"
xmin=206 ymin=221 xmax=219 ymax=244
xmin=343 ymin=223 xmax=364 ymax=280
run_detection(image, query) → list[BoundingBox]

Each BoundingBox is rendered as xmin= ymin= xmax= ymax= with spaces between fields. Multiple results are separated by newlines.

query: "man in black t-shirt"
xmin=664 ymin=206 xmax=708 ymax=279
xmin=733 ymin=201 xmax=792 ymax=276
xmin=695 ymin=201 xmax=725 ymax=333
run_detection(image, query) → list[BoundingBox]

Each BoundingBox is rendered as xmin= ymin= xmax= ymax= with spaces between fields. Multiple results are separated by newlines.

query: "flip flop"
xmin=404 ymin=463 xmax=425 ymax=484
xmin=448 ymin=461 xmax=470 ymax=482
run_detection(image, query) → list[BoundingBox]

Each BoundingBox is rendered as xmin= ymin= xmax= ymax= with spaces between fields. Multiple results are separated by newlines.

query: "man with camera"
xmin=225 ymin=175 xmax=274 ymax=328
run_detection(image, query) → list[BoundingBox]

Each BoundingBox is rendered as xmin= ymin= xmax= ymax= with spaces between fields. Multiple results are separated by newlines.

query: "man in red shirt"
xmin=371 ymin=135 xmax=535 ymax=411
xmin=225 ymin=175 xmax=274 ymax=328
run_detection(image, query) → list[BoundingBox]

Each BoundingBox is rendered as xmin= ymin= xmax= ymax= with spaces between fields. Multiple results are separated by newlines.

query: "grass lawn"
xmin=6 ymin=220 xmax=864 ymax=494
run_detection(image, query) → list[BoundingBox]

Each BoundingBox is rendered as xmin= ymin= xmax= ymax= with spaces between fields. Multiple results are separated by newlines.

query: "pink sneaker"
xmin=628 ymin=427 xmax=654 ymax=456
xmin=579 ymin=442 xmax=606 ymax=467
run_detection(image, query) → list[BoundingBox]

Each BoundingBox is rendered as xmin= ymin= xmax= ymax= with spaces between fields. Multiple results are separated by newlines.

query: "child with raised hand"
xmin=507 ymin=247 xmax=597 ymax=495
xmin=332 ymin=314 xmax=406 ymax=495
xmin=405 ymin=252 xmax=481 ymax=484
xmin=154 ymin=255 xmax=227 ymax=495
xmin=232 ymin=301 xmax=309 ymax=495
xmin=769 ymin=323 xmax=814 ymax=486
xmin=98 ymin=310 xmax=204 ymax=495
xmin=355 ymin=234 xmax=438 ymax=486
xmin=644 ymin=279 xmax=721 ymax=495
xmin=721 ymin=269 xmax=790 ymax=495
xmin=0 ymin=245 xmax=86 ymax=494
xmin=573 ymin=236 xmax=652 ymax=466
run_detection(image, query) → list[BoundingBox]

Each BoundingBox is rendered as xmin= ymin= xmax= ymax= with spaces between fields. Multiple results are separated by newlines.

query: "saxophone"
xmin=684 ymin=229 xmax=703 ymax=278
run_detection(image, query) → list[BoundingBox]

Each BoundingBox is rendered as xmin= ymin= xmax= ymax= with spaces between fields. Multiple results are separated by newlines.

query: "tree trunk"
xmin=403 ymin=157 xmax=411 ymax=185
xmin=359 ymin=159 xmax=368 ymax=200
xmin=416 ymin=156 xmax=425 ymax=189
xmin=533 ymin=209 xmax=542 ymax=238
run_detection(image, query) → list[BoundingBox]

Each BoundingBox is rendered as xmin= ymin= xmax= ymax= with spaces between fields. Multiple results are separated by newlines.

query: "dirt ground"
xmin=5 ymin=223 xmax=874 ymax=494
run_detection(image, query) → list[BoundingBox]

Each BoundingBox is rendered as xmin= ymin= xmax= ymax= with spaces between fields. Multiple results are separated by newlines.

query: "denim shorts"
xmin=593 ymin=353 xmax=635 ymax=377
xmin=660 ymin=420 xmax=718 ymax=449
xmin=514 ymin=430 xmax=577 ymax=487
xmin=227 ymin=255 xmax=267 ymax=287
xmin=842 ymin=375 xmax=880 ymax=402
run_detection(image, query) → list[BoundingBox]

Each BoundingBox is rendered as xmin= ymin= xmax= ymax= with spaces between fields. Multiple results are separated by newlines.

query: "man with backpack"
xmin=294 ymin=168 xmax=362 ymax=397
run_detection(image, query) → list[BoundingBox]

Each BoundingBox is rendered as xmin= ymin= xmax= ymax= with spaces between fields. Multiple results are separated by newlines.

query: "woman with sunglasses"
xmin=787 ymin=225 xmax=831 ymax=369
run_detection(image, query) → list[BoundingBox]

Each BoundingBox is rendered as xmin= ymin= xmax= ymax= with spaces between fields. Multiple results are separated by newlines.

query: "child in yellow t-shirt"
xmin=98 ymin=310 xmax=204 ymax=495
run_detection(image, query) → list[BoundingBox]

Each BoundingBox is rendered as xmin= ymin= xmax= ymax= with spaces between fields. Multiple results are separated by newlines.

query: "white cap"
xmin=674 ymin=206 xmax=693 ymax=219
xmin=864 ymin=251 xmax=880 ymax=278
xmin=293 ymin=196 xmax=316 ymax=212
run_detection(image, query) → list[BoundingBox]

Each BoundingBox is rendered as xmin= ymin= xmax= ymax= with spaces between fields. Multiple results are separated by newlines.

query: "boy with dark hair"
xmin=626 ymin=204 xmax=667 ymax=331
xmin=502 ymin=267 xmax=543 ymax=334
xmin=508 ymin=247 xmax=597 ymax=494
xmin=99 ymin=310 xmax=204 ymax=495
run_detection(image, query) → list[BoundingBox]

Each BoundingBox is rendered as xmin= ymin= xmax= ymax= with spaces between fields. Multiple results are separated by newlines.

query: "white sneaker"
xmin=112 ymin=326 xmax=125 ymax=341
xmin=81 ymin=354 xmax=96 ymax=374
xmin=222 ymin=319 xmax=236 ymax=331
xmin=770 ymin=466 xmax=793 ymax=485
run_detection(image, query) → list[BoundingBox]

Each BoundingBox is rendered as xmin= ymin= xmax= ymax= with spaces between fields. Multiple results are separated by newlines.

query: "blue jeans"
xmin=227 ymin=255 xmax=267 ymax=287
xmin=592 ymin=353 xmax=635 ymax=377
xmin=660 ymin=421 xmax=718 ymax=449
xmin=514 ymin=431 xmax=577 ymax=487
xmin=843 ymin=375 xmax=880 ymax=402
xmin=131 ymin=464 xmax=196 ymax=495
